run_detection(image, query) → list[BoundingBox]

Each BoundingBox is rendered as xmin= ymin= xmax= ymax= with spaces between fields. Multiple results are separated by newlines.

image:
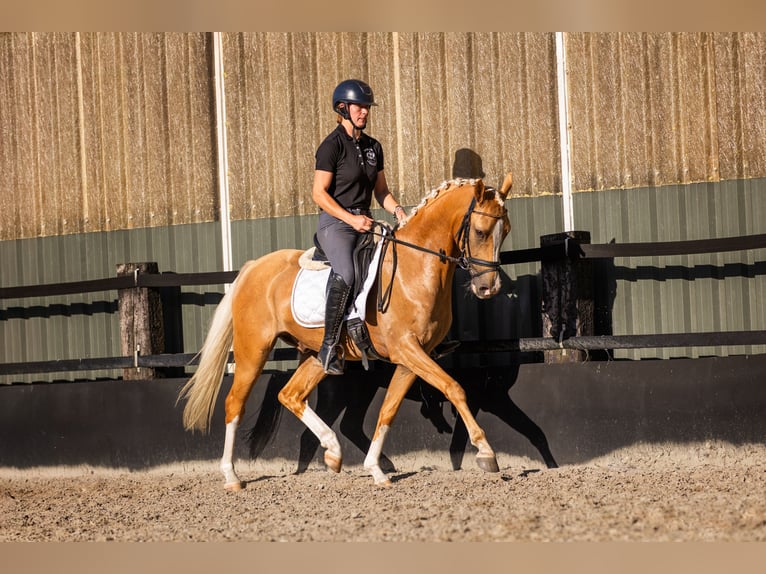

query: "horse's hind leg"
xmin=277 ymin=359 xmax=342 ymax=472
xmin=364 ymin=365 xmax=418 ymax=486
xmin=220 ymin=348 xmax=272 ymax=491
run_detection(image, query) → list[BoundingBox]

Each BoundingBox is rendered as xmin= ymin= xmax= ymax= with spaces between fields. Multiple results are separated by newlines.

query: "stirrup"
xmin=346 ymin=317 xmax=385 ymax=371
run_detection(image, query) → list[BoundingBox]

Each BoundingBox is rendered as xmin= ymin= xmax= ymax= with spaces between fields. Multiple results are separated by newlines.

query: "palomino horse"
xmin=178 ymin=174 xmax=513 ymax=489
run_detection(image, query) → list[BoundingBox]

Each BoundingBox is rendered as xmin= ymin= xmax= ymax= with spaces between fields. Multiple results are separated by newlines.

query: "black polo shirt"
xmin=315 ymin=124 xmax=384 ymax=211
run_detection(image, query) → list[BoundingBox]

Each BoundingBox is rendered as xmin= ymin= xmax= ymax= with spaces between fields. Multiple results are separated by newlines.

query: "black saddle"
xmin=312 ymin=232 xmax=377 ymax=304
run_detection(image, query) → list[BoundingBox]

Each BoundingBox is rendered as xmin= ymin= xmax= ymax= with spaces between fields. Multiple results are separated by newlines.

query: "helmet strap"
xmin=336 ymin=102 xmax=351 ymax=121
xmin=337 ymin=103 xmax=366 ymax=138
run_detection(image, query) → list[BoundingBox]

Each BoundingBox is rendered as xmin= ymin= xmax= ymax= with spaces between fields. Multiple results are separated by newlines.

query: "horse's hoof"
xmin=477 ymin=456 xmax=500 ymax=473
xmin=224 ymin=481 xmax=243 ymax=492
xmin=325 ymin=452 xmax=342 ymax=473
xmin=374 ymin=478 xmax=392 ymax=488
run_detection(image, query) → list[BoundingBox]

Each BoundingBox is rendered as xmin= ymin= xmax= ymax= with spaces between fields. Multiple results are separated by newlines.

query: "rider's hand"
xmin=350 ymin=214 xmax=374 ymax=233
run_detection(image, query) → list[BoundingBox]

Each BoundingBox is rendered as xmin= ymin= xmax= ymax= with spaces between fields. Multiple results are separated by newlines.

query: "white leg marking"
xmin=300 ymin=405 xmax=342 ymax=462
xmin=220 ymin=415 xmax=241 ymax=488
xmin=364 ymin=425 xmax=391 ymax=485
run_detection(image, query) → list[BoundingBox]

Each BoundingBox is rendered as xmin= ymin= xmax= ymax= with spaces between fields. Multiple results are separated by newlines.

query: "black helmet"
xmin=332 ymin=79 xmax=376 ymax=118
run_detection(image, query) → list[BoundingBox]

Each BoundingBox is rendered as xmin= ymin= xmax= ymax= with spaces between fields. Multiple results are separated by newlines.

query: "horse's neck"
xmin=398 ymin=192 xmax=464 ymax=257
xmin=393 ymin=191 xmax=464 ymax=293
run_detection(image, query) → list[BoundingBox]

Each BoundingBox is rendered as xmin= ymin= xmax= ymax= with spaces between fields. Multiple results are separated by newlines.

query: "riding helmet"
xmin=332 ymin=79 xmax=376 ymax=118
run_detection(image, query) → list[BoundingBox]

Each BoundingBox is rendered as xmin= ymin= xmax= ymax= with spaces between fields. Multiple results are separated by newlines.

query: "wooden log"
xmin=116 ymin=262 xmax=165 ymax=380
xmin=540 ymin=231 xmax=594 ymax=363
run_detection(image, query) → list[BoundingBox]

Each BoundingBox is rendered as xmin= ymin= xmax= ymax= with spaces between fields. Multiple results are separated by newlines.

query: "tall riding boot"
xmin=317 ymin=272 xmax=353 ymax=375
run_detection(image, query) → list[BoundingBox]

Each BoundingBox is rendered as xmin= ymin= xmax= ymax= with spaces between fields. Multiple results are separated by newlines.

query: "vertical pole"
xmin=75 ymin=32 xmax=89 ymax=226
xmin=213 ymin=32 xmax=233 ymax=281
xmin=555 ymin=32 xmax=575 ymax=233
xmin=116 ymin=262 xmax=165 ymax=380
xmin=213 ymin=33 xmax=236 ymax=376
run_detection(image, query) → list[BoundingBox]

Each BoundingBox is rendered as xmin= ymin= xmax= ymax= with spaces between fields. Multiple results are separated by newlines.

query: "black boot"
xmin=317 ymin=272 xmax=353 ymax=375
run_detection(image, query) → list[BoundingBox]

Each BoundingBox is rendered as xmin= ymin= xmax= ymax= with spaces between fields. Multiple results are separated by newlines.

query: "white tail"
xmin=176 ymin=280 xmax=237 ymax=433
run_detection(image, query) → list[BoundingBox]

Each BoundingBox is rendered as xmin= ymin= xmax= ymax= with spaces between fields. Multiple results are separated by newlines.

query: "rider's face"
xmin=348 ymin=103 xmax=370 ymax=128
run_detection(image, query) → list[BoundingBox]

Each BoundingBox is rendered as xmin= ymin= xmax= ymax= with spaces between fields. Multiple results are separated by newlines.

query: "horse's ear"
xmin=498 ymin=172 xmax=513 ymax=200
xmin=473 ymin=178 xmax=486 ymax=202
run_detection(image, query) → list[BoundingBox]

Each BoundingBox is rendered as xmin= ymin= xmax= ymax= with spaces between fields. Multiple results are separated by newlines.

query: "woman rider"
xmin=312 ymin=79 xmax=407 ymax=375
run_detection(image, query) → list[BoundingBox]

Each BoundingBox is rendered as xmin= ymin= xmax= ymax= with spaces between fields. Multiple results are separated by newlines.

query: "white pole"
xmin=555 ymin=32 xmax=575 ymax=232
xmin=213 ymin=32 xmax=233 ymax=281
xmin=213 ymin=33 xmax=235 ymax=373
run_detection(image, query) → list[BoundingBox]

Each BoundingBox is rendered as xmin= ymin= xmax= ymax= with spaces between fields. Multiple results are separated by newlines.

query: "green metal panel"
xmin=573 ymin=178 xmax=766 ymax=359
xmin=1 ymin=222 xmax=223 ymax=383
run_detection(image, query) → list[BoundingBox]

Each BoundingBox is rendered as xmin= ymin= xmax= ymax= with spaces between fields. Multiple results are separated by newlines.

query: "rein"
xmin=371 ymin=197 xmax=507 ymax=312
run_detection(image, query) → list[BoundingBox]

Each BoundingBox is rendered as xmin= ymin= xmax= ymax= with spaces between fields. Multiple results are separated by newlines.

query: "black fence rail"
xmin=0 ymin=270 xmax=239 ymax=299
xmin=2 ymin=232 xmax=766 ymax=378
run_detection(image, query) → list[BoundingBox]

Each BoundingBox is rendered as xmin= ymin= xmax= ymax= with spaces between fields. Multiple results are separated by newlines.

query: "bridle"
xmin=371 ymin=195 xmax=508 ymax=312
xmin=454 ymin=197 xmax=509 ymax=277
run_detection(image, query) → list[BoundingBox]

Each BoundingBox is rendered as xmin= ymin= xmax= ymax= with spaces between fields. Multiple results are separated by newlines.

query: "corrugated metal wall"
xmin=2 ymin=32 xmax=766 ymax=379
xmin=3 ymin=32 xmax=766 ymax=238
xmin=566 ymin=32 xmax=766 ymax=192
xmin=4 ymin=31 xmax=766 ymax=239
xmin=211 ymin=32 xmax=561 ymax=221
xmin=4 ymin=181 xmax=763 ymax=383
xmin=0 ymin=32 xmax=217 ymax=240
xmin=1 ymin=32 xmax=562 ymax=239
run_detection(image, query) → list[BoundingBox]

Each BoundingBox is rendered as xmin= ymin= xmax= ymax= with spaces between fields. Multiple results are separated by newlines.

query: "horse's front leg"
xmin=364 ymin=365 xmax=418 ymax=486
xmin=277 ymin=358 xmax=343 ymax=472
xmin=394 ymin=342 xmax=499 ymax=474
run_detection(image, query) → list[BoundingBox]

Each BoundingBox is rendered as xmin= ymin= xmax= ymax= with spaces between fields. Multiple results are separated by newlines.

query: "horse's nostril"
xmin=475 ymin=284 xmax=493 ymax=299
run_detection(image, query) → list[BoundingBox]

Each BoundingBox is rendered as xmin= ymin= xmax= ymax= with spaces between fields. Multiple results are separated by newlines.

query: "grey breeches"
xmin=316 ymin=212 xmax=363 ymax=286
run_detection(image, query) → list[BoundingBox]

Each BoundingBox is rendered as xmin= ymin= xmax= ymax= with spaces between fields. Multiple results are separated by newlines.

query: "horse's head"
xmin=457 ymin=172 xmax=512 ymax=299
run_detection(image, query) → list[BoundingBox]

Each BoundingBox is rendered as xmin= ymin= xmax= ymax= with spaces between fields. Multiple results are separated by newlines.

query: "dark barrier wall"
xmin=1 ymin=355 xmax=764 ymax=472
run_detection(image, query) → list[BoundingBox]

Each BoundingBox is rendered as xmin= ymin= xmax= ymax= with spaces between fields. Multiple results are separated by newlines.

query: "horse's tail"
xmin=176 ymin=275 xmax=238 ymax=433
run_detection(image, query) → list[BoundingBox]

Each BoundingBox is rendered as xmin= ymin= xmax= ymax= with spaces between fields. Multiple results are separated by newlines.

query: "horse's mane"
xmin=398 ymin=177 xmax=502 ymax=229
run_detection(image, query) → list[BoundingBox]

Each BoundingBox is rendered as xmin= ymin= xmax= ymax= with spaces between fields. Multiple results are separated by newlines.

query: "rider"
xmin=312 ymin=79 xmax=407 ymax=375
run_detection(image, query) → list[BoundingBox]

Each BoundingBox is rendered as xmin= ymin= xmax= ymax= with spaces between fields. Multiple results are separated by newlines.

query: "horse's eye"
xmin=474 ymin=229 xmax=487 ymax=240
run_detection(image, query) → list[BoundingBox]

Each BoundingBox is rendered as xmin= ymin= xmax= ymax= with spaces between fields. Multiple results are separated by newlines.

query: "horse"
xmin=177 ymin=173 xmax=513 ymax=490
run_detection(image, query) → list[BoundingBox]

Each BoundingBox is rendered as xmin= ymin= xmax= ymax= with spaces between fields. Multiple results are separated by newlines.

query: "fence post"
xmin=540 ymin=231 xmax=593 ymax=363
xmin=116 ymin=262 xmax=165 ymax=380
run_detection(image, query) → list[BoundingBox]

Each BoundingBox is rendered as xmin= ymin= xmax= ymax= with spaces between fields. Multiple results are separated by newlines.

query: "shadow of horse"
xmin=245 ymin=360 xmax=558 ymax=473
xmin=444 ymin=365 xmax=558 ymax=470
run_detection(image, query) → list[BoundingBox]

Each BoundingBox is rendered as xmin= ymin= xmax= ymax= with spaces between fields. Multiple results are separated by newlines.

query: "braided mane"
xmin=398 ymin=177 xmax=502 ymax=229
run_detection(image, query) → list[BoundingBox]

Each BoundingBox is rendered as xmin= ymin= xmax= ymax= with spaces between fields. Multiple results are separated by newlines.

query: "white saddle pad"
xmin=291 ymin=229 xmax=387 ymax=328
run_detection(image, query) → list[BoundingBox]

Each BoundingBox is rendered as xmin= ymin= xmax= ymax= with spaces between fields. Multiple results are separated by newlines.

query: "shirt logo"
xmin=364 ymin=148 xmax=377 ymax=166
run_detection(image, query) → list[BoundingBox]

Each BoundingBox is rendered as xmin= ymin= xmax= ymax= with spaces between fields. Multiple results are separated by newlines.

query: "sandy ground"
xmin=2 ymin=441 xmax=765 ymax=542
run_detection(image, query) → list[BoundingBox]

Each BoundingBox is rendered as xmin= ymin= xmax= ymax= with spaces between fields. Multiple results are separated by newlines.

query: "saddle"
xmin=292 ymin=230 xmax=388 ymax=370
xmin=311 ymin=231 xmax=376 ymax=305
